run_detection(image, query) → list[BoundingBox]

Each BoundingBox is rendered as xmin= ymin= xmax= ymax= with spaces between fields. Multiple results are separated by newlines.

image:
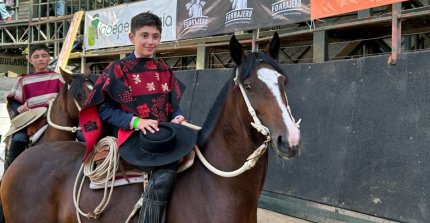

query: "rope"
xmin=194 ymin=137 xmax=270 ymax=177
xmin=125 ymin=196 xmax=144 ymax=223
xmin=73 ymin=137 xmax=120 ymax=222
xmin=181 ymin=121 xmax=202 ymax=131
xmin=47 ymin=99 xmax=81 ymax=133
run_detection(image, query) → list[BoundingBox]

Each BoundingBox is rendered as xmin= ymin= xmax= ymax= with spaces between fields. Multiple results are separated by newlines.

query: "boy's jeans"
xmin=0 ymin=3 xmax=11 ymax=20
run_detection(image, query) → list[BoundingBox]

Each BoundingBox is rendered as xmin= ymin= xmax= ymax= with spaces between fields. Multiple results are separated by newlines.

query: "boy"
xmin=5 ymin=44 xmax=63 ymax=171
xmin=80 ymin=12 xmax=190 ymax=223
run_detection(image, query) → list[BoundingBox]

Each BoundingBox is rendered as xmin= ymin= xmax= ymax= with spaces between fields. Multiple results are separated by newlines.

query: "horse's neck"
xmin=43 ymin=98 xmax=77 ymax=142
xmin=200 ymin=87 xmax=268 ymax=205
xmin=170 ymin=87 xmax=269 ymax=222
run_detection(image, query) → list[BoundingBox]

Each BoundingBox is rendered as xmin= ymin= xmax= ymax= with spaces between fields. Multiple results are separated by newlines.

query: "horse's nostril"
xmin=277 ymin=136 xmax=286 ymax=148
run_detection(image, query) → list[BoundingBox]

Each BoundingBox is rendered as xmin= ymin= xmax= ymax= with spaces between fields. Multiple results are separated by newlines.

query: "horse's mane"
xmin=197 ymin=75 xmax=233 ymax=146
xmin=63 ymin=74 xmax=88 ymax=102
xmin=238 ymin=52 xmax=288 ymax=83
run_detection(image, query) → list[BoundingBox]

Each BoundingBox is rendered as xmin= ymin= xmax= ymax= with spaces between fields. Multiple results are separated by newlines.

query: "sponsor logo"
xmin=98 ymin=21 xmax=130 ymax=40
xmin=87 ymin=14 xmax=100 ymax=46
xmin=272 ymin=0 xmax=303 ymax=18
xmin=0 ymin=57 xmax=27 ymax=66
xmin=183 ymin=0 xmax=208 ymax=31
xmin=225 ymin=0 xmax=253 ymax=26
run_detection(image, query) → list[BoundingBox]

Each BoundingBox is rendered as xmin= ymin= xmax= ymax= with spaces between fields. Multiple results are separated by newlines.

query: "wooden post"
xmin=389 ymin=3 xmax=402 ymax=65
xmin=81 ymin=50 xmax=86 ymax=74
xmin=196 ymin=45 xmax=208 ymax=70
xmin=252 ymin=29 xmax=259 ymax=52
xmin=313 ymin=30 xmax=328 ymax=63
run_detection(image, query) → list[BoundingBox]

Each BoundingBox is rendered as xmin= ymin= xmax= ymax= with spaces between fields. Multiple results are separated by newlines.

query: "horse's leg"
xmin=168 ymin=162 xmax=263 ymax=223
xmin=1 ymin=148 xmax=62 ymax=222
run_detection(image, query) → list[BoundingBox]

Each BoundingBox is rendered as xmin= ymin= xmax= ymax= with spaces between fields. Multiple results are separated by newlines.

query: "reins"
xmin=46 ymin=84 xmax=82 ymax=133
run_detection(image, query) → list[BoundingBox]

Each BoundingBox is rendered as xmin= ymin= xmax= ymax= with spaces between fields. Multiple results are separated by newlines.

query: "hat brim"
xmin=119 ymin=122 xmax=197 ymax=167
xmin=3 ymin=107 xmax=47 ymax=138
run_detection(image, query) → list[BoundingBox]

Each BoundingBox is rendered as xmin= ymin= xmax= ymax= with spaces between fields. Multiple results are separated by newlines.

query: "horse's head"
xmin=229 ymin=32 xmax=301 ymax=159
xmin=59 ymin=67 xmax=95 ymax=121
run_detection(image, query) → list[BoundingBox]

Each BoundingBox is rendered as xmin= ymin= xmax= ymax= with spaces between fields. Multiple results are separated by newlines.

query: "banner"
xmin=56 ymin=11 xmax=84 ymax=73
xmin=311 ymin=0 xmax=407 ymax=20
xmin=177 ymin=0 xmax=310 ymax=40
xmin=0 ymin=54 xmax=27 ymax=75
xmin=84 ymin=0 xmax=177 ymax=50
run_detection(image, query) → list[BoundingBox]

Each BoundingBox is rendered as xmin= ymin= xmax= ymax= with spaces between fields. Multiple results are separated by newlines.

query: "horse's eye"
xmin=245 ymin=84 xmax=251 ymax=90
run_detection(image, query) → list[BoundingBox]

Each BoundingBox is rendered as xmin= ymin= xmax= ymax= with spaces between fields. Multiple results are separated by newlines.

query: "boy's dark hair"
xmin=131 ymin=12 xmax=162 ymax=34
xmin=29 ymin=44 xmax=50 ymax=57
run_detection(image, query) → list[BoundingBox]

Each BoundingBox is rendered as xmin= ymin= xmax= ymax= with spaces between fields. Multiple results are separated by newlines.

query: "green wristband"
xmin=132 ymin=117 xmax=141 ymax=129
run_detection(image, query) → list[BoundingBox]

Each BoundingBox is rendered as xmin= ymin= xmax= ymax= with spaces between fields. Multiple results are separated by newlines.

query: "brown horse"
xmin=0 ymin=32 xmax=301 ymax=223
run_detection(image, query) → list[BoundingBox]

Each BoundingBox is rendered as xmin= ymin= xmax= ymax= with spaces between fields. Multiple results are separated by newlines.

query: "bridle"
xmin=193 ymin=67 xmax=301 ymax=177
xmin=46 ymin=83 xmax=84 ymax=133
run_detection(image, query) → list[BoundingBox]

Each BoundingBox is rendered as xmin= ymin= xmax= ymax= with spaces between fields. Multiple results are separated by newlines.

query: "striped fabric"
xmin=7 ymin=71 xmax=64 ymax=109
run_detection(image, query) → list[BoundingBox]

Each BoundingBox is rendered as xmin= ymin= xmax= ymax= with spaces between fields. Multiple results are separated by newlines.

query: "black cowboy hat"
xmin=119 ymin=122 xmax=197 ymax=167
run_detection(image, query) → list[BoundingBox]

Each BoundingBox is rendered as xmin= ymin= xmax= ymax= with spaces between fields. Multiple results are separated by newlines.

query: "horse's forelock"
xmin=238 ymin=52 xmax=287 ymax=84
xmin=68 ymin=74 xmax=88 ymax=101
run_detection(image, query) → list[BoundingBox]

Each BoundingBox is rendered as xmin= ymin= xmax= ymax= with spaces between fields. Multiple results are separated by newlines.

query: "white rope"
xmin=194 ymin=137 xmax=270 ymax=177
xmin=73 ymin=137 xmax=120 ymax=222
xmin=125 ymin=196 xmax=144 ymax=223
xmin=238 ymin=82 xmax=270 ymax=136
xmin=47 ymin=99 xmax=81 ymax=133
xmin=284 ymin=91 xmax=302 ymax=128
xmin=181 ymin=121 xmax=202 ymax=131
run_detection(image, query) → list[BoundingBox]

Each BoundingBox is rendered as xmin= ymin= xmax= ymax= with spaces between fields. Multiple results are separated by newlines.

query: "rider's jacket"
xmin=79 ymin=53 xmax=184 ymax=159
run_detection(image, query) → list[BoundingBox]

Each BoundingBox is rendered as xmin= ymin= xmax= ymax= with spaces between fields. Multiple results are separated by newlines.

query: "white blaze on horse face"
xmin=257 ymin=68 xmax=300 ymax=147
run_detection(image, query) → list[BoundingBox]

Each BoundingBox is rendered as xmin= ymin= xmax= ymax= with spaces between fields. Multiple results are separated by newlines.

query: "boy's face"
xmin=28 ymin=49 xmax=50 ymax=72
xmin=129 ymin=25 xmax=161 ymax=58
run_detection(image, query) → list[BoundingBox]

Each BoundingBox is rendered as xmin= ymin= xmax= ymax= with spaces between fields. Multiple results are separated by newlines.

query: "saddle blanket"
xmin=89 ymin=171 xmax=145 ymax=190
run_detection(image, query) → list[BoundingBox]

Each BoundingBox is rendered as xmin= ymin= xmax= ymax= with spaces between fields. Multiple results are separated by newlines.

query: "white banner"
xmin=84 ymin=0 xmax=177 ymax=50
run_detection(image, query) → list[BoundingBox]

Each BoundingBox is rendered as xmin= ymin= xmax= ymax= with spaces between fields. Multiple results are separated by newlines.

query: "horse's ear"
xmin=229 ymin=35 xmax=244 ymax=66
xmin=267 ymin=32 xmax=280 ymax=60
xmin=59 ymin=66 xmax=73 ymax=84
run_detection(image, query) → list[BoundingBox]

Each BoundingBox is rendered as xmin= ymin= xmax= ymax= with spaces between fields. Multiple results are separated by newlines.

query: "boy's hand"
xmin=171 ymin=115 xmax=185 ymax=124
xmin=17 ymin=102 xmax=29 ymax=113
xmin=137 ymin=119 xmax=159 ymax=134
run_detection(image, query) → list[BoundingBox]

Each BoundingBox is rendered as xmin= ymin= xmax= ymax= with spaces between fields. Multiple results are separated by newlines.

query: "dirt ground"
xmin=258 ymin=208 xmax=310 ymax=223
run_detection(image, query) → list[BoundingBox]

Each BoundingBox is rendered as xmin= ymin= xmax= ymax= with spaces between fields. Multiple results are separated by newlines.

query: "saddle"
xmin=88 ymin=141 xmax=196 ymax=190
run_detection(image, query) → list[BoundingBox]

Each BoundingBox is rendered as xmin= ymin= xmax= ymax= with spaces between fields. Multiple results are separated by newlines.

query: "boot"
xmin=4 ymin=140 xmax=27 ymax=172
xmin=139 ymin=169 xmax=177 ymax=223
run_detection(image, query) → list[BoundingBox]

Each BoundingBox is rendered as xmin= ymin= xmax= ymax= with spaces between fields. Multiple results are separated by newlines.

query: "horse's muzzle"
xmin=274 ymin=135 xmax=300 ymax=159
